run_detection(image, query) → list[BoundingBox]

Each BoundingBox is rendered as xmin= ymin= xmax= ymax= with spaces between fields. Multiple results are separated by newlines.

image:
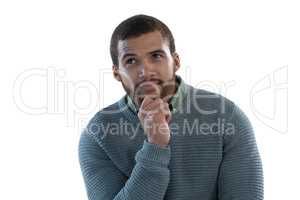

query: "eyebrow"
xmin=121 ymin=53 xmax=137 ymax=61
xmin=149 ymin=49 xmax=166 ymax=55
xmin=121 ymin=49 xmax=166 ymax=61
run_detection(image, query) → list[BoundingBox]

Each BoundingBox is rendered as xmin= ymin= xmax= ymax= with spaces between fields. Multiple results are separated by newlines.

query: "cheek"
xmin=119 ymin=73 xmax=137 ymax=91
xmin=161 ymin=63 xmax=175 ymax=77
xmin=122 ymin=77 xmax=135 ymax=91
xmin=164 ymin=58 xmax=176 ymax=73
xmin=152 ymin=60 xmax=172 ymax=75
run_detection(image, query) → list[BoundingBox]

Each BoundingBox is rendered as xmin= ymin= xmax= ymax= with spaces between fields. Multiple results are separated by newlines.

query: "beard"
xmin=120 ymin=74 xmax=177 ymax=109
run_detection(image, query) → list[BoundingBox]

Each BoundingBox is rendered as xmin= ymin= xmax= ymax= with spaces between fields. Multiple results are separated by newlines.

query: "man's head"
xmin=110 ymin=14 xmax=180 ymax=107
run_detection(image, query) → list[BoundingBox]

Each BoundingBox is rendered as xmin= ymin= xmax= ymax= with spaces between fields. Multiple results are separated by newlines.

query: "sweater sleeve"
xmin=78 ymin=129 xmax=171 ymax=200
xmin=218 ymin=104 xmax=264 ymax=200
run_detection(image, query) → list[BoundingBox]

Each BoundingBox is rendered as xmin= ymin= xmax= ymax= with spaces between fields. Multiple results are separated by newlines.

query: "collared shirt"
xmin=125 ymin=75 xmax=187 ymax=114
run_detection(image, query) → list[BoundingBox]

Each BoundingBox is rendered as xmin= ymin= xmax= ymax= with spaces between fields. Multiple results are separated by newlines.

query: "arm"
xmin=218 ymin=105 xmax=264 ymax=200
xmin=78 ymin=129 xmax=171 ymax=200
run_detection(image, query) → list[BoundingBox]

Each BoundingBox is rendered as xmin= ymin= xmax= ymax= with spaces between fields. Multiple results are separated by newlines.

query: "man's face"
xmin=113 ymin=31 xmax=180 ymax=107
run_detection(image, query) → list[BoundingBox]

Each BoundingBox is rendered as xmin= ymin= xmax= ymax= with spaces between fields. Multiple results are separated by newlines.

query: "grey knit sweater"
xmin=78 ymin=78 xmax=264 ymax=200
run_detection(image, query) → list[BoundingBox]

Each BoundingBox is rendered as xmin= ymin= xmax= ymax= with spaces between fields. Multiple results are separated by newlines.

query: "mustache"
xmin=131 ymin=77 xmax=177 ymax=107
xmin=134 ymin=79 xmax=163 ymax=90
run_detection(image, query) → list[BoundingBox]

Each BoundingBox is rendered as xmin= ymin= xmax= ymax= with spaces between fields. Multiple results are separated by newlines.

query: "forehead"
xmin=117 ymin=31 xmax=169 ymax=57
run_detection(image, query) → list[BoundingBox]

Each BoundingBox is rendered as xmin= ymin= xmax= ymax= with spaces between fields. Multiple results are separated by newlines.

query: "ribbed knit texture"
xmin=78 ymin=83 xmax=264 ymax=200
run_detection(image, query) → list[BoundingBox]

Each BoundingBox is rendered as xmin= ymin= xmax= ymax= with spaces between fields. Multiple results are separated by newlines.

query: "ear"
xmin=173 ymin=52 xmax=181 ymax=72
xmin=112 ymin=65 xmax=121 ymax=82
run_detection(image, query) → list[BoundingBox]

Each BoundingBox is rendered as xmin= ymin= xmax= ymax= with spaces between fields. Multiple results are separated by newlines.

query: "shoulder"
xmin=185 ymin=84 xmax=237 ymax=119
xmin=83 ymin=97 xmax=128 ymax=139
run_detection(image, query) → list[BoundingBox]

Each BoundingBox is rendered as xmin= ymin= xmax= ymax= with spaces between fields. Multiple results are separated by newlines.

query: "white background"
xmin=0 ymin=0 xmax=299 ymax=199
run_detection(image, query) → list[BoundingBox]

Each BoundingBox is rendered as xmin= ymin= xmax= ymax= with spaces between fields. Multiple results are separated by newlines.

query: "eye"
xmin=152 ymin=53 xmax=163 ymax=60
xmin=125 ymin=58 xmax=137 ymax=65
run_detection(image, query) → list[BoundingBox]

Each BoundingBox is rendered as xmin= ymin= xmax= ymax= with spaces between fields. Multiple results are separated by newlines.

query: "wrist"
xmin=147 ymin=138 xmax=170 ymax=148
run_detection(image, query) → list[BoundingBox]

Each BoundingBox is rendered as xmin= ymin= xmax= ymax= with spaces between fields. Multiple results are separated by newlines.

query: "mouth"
xmin=141 ymin=79 xmax=161 ymax=86
xmin=140 ymin=80 xmax=159 ymax=88
xmin=134 ymin=80 xmax=162 ymax=103
xmin=139 ymin=80 xmax=161 ymax=92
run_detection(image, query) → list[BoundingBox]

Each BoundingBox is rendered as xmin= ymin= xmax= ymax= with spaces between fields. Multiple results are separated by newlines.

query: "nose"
xmin=138 ymin=59 xmax=156 ymax=79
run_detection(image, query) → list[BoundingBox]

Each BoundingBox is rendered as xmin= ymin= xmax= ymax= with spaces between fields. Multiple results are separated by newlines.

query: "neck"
xmin=161 ymin=78 xmax=178 ymax=103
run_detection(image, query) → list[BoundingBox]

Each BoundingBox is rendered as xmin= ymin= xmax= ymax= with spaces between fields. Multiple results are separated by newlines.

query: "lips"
xmin=140 ymin=80 xmax=160 ymax=90
xmin=141 ymin=80 xmax=158 ymax=86
xmin=141 ymin=86 xmax=157 ymax=93
xmin=134 ymin=80 xmax=160 ymax=96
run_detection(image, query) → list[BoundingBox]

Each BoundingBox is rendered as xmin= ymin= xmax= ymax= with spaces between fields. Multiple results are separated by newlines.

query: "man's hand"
xmin=138 ymin=96 xmax=171 ymax=148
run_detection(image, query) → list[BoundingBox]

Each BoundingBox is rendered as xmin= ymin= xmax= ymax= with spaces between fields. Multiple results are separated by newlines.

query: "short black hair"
xmin=110 ymin=14 xmax=176 ymax=66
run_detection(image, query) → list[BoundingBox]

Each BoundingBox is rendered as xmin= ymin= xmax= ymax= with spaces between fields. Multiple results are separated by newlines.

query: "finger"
xmin=158 ymin=102 xmax=171 ymax=123
xmin=140 ymin=97 xmax=162 ymax=113
xmin=162 ymin=94 xmax=173 ymax=103
xmin=138 ymin=97 xmax=159 ymax=117
xmin=165 ymin=114 xmax=171 ymax=123
xmin=140 ymin=96 xmax=156 ymax=108
xmin=161 ymin=102 xmax=170 ymax=113
xmin=163 ymin=103 xmax=172 ymax=123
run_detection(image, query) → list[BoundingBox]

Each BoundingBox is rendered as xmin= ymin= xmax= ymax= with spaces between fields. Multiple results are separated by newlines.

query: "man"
xmin=79 ymin=14 xmax=264 ymax=200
